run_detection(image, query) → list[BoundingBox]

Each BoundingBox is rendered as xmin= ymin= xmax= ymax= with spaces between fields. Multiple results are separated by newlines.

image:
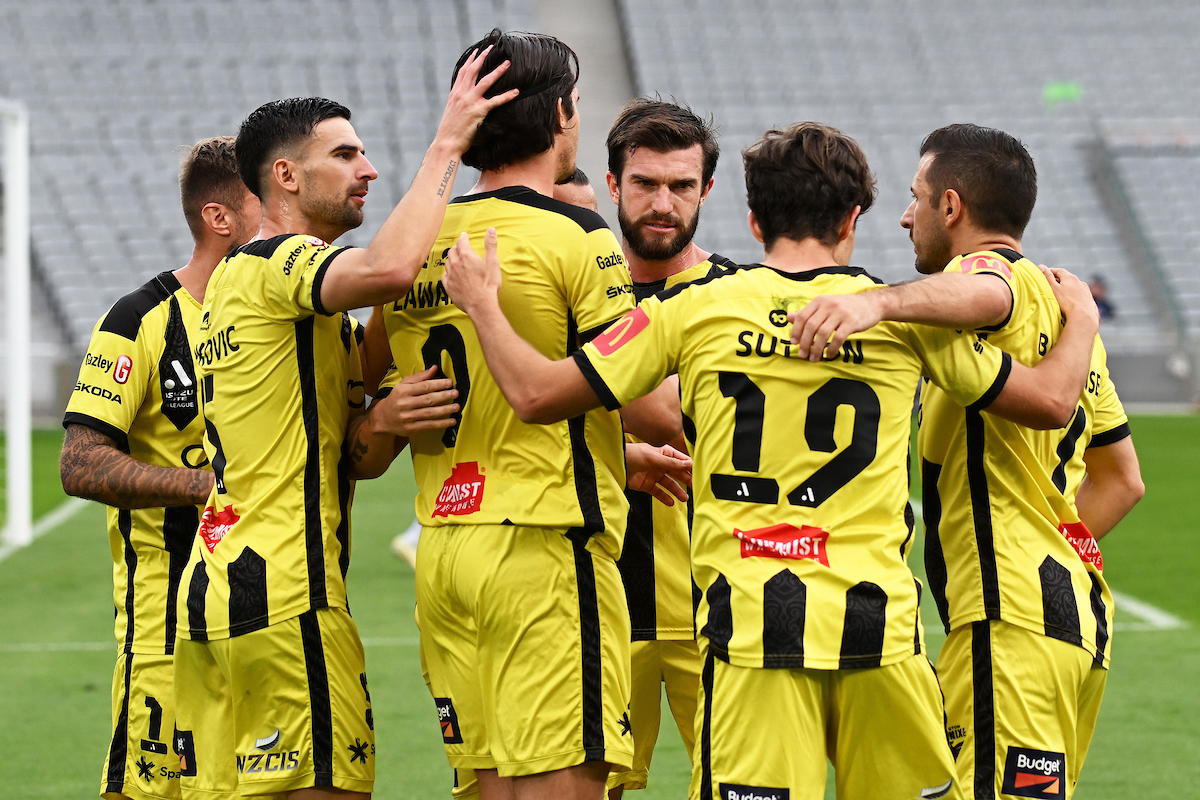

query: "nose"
xmin=359 ymin=155 xmax=379 ymax=182
xmin=900 ymin=199 xmax=915 ymax=230
xmin=651 ymin=185 xmax=673 ymax=214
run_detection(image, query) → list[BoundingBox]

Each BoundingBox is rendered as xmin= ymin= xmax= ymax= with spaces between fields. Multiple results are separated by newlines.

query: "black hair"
xmin=236 ymin=97 xmax=351 ymax=198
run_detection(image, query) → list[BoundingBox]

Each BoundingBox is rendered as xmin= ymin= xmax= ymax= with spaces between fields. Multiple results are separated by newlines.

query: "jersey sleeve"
xmin=375 ymin=363 xmax=401 ymax=399
xmin=561 ymin=227 xmax=637 ymax=342
xmin=62 ymin=316 xmax=154 ymax=449
xmin=1087 ymin=341 xmax=1130 ymax=448
xmin=907 ymin=324 xmax=1012 ymax=411
xmin=948 ymin=251 xmax=1027 ymax=333
xmin=574 ymin=295 xmax=682 ymax=411
xmin=246 ymin=235 xmax=352 ymax=321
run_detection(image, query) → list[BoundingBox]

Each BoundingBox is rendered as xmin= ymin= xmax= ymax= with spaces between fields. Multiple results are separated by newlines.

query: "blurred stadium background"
xmin=0 ymin=1 xmax=1197 ymax=798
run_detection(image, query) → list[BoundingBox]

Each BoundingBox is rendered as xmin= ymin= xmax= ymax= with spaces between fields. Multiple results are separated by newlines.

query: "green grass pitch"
xmin=1 ymin=415 xmax=1197 ymax=798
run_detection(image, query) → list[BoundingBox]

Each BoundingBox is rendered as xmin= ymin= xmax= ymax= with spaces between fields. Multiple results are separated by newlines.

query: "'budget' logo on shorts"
xmin=733 ymin=523 xmax=830 ymax=566
xmin=719 ymin=784 xmax=789 ymax=800
xmin=435 ymin=697 xmax=464 ymax=744
xmin=432 ymin=462 xmax=486 ymax=517
xmin=1002 ymin=747 xmax=1065 ymax=799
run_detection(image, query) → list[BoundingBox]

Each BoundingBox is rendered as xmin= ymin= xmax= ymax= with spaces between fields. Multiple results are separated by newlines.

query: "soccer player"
xmin=788 ymin=123 xmax=1145 ymax=799
xmin=348 ymin=28 xmax=681 ymax=800
xmin=59 ymin=137 xmax=260 ymax=800
xmin=439 ymin=122 xmax=1102 ymax=800
xmin=171 ymin=50 xmax=515 ymax=800
xmin=600 ymin=98 xmax=734 ymax=798
xmin=554 ymin=167 xmax=601 ymax=211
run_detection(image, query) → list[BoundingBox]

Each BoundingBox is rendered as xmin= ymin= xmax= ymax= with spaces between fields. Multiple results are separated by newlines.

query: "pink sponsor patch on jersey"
xmin=304 ymin=236 xmax=327 ymax=247
xmin=432 ymin=462 xmax=486 ymax=517
xmin=963 ymin=254 xmax=1013 ymax=280
xmin=734 ymin=523 xmax=830 ymax=566
xmin=199 ymin=506 xmax=240 ymax=552
xmin=1059 ymin=521 xmax=1103 ymax=569
xmin=113 ymin=355 xmax=132 ymax=385
xmin=591 ymin=307 xmax=650 ymax=356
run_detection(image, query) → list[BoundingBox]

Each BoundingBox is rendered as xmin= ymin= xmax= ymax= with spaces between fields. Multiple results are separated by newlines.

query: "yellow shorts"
xmin=101 ymin=652 xmax=181 ymax=800
xmin=607 ymin=638 xmax=702 ymax=792
xmin=416 ymin=524 xmax=634 ymax=778
xmin=691 ymin=647 xmax=961 ymax=800
xmin=937 ymin=620 xmax=1107 ymax=800
xmin=173 ymin=606 xmax=374 ymax=798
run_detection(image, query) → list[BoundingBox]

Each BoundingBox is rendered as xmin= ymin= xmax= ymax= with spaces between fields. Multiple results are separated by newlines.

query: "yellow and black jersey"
xmin=63 ymin=271 xmax=208 ymax=655
xmin=380 ymin=186 xmax=635 ymax=561
xmin=919 ymin=248 xmax=1129 ymax=667
xmin=577 ymin=264 xmax=1011 ymax=669
xmin=621 ymin=254 xmax=738 ymax=641
xmin=179 ymin=234 xmax=366 ymax=642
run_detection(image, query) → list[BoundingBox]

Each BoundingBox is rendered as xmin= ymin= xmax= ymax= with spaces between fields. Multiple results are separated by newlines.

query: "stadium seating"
xmin=617 ymin=0 xmax=1200 ymax=345
xmin=0 ymin=0 xmax=532 ymax=349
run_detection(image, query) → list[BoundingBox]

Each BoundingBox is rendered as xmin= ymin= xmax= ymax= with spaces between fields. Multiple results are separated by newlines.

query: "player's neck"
xmin=952 ymin=229 xmax=1023 ymax=258
xmin=258 ymin=198 xmax=346 ymax=245
xmin=471 ymin=151 xmax=558 ymax=198
xmin=760 ymin=236 xmax=843 ymax=273
xmin=174 ymin=240 xmax=228 ymax=304
xmin=625 ymin=240 xmax=712 ymax=284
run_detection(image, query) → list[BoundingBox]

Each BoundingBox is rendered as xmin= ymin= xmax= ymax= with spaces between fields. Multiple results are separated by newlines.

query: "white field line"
xmin=909 ymin=500 xmax=1189 ymax=632
xmin=0 ymin=496 xmax=88 ymax=564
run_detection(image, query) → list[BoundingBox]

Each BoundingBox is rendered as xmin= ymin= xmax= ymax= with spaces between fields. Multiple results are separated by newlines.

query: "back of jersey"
xmin=578 ymin=264 xmax=1009 ymax=669
xmin=382 ymin=186 xmax=635 ymax=561
xmin=919 ymin=249 xmax=1128 ymax=666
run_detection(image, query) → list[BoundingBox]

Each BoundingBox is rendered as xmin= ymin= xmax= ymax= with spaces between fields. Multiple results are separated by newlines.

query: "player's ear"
xmin=605 ymin=171 xmax=621 ymax=206
xmin=699 ymin=176 xmax=715 ymax=205
xmin=839 ymin=206 xmax=862 ymax=242
xmin=201 ymin=203 xmax=232 ymax=237
xmin=748 ymin=211 xmax=765 ymax=244
xmin=942 ymin=188 xmax=964 ymax=228
xmin=271 ymin=157 xmax=300 ymax=195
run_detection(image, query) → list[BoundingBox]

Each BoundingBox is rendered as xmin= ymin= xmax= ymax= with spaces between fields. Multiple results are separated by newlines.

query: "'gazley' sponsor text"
xmin=84 ymin=352 xmax=115 ymax=373
xmin=596 ymin=252 xmax=625 ymax=270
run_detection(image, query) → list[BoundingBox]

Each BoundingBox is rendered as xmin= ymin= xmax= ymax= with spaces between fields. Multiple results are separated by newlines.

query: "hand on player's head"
xmin=436 ymin=47 xmax=520 ymax=155
xmin=787 ymin=292 xmax=884 ymax=362
xmin=1039 ymin=265 xmax=1100 ymax=330
xmin=371 ymin=366 xmax=460 ymax=437
xmin=443 ymin=228 xmax=502 ymax=315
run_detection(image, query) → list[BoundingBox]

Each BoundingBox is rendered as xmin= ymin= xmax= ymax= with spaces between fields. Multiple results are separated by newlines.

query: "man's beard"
xmin=913 ymin=222 xmax=953 ymax=275
xmin=618 ymin=203 xmax=701 ymax=261
xmin=301 ymin=190 xmax=364 ymax=233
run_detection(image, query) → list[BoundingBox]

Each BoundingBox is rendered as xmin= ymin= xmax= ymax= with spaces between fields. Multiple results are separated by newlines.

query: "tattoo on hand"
xmin=437 ymin=159 xmax=458 ymax=197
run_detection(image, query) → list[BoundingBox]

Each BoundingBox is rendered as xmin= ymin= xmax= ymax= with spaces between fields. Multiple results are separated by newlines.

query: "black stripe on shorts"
xmin=571 ymin=537 xmax=605 ymax=761
xmin=299 ymin=609 xmax=334 ymax=786
xmin=105 ymin=653 xmax=134 ymax=793
xmin=972 ymin=621 xmax=997 ymax=799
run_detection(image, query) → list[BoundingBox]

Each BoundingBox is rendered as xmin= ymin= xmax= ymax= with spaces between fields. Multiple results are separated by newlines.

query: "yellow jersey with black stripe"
xmin=64 ymin=272 xmax=209 ymax=655
xmin=178 ymin=234 xmax=366 ymax=642
xmin=576 ymin=264 xmax=1011 ymax=669
xmin=621 ymin=254 xmax=737 ymax=640
xmin=918 ymin=248 xmax=1128 ymax=667
xmin=380 ymin=186 xmax=635 ymax=561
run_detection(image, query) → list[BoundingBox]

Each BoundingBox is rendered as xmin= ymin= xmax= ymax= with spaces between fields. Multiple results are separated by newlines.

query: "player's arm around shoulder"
xmin=787 ymin=270 xmax=1012 ymax=363
xmin=981 ymin=267 xmax=1100 ymax=429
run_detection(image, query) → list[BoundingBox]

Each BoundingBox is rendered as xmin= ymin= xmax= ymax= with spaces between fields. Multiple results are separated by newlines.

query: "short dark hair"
xmin=555 ymin=167 xmax=589 ymax=186
xmin=236 ymin=97 xmax=351 ymax=198
xmin=179 ymin=136 xmax=246 ymax=241
xmin=742 ymin=123 xmax=876 ymax=249
xmin=919 ymin=124 xmax=1037 ymax=238
xmin=452 ymin=29 xmax=578 ymax=172
xmin=607 ymin=98 xmax=720 ymax=184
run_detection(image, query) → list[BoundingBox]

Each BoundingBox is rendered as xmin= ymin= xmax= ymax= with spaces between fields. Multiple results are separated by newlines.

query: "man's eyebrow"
xmin=331 ymin=142 xmax=362 ymax=155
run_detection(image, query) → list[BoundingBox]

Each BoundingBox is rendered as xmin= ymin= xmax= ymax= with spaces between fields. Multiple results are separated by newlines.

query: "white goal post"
xmin=2 ymin=98 xmax=31 ymax=547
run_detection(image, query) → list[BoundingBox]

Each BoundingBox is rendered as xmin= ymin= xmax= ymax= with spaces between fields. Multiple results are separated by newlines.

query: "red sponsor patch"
xmin=113 ymin=355 xmax=132 ymax=385
xmin=432 ymin=462 xmax=486 ymax=517
xmin=198 ymin=506 xmax=240 ymax=552
xmin=734 ymin=523 xmax=830 ymax=566
xmin=591 ymin=307 xmax=650 ymax=356
xmin=1059 ymin=521 xmax=1103 ymax=569
xmin=963 ymin=254 xmax=1013 ymax=280
xmin=304 ymin=236 xmax=327 ymax=247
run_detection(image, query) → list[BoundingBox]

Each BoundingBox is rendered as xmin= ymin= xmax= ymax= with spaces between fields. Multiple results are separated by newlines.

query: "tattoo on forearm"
xmin=350 ymin=438 xmax=370 ymax=465
xmin=437 ymin=159 xmax=458 ymax=197
xmin=60 ymin=425 xmax=215 ymax=509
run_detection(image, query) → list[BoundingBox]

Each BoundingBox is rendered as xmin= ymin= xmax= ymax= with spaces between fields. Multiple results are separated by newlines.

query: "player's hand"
xmin=787 ymin=291 xmax=884 ymax=362
xmin=370 ymin=366 xmax=460 ymax=437
xmin=444 ymin=228 xmax=502 ymax=315
xmin=1039 ymin=265 xmax=1100 ymax=331
xmin=626 ymin=443 xmax=692 ymax=506
xmin=435 ymin=46 xmax=519 ymax=155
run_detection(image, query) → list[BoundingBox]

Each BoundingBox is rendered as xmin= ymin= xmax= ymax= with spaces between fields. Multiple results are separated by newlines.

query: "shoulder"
xmin=455 ymin=186 xmax=609 ymax=234
xmin=658 ymin=261 xmax=756 ymax=303
xmin=232 ymin=233 xmax=338 ymax=263
xmin=98 ymin=271 xmax=180 ymax=341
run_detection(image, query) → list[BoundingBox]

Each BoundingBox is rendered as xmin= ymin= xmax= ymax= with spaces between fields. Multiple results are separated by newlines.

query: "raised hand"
xmin=443 ymin=228 xmax=502 ymax=316
xmin=435 ymin=47 xmax=520 ymax=155
xmin=787 ymin=291 xmax=884 ymax=362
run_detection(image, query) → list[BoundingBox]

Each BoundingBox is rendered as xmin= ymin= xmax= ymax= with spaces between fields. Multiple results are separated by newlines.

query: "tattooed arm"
xmin=345 ymin=366 xmax=460 ymax=480
xmin=60 ymin=424 xmax=214 ymax=509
